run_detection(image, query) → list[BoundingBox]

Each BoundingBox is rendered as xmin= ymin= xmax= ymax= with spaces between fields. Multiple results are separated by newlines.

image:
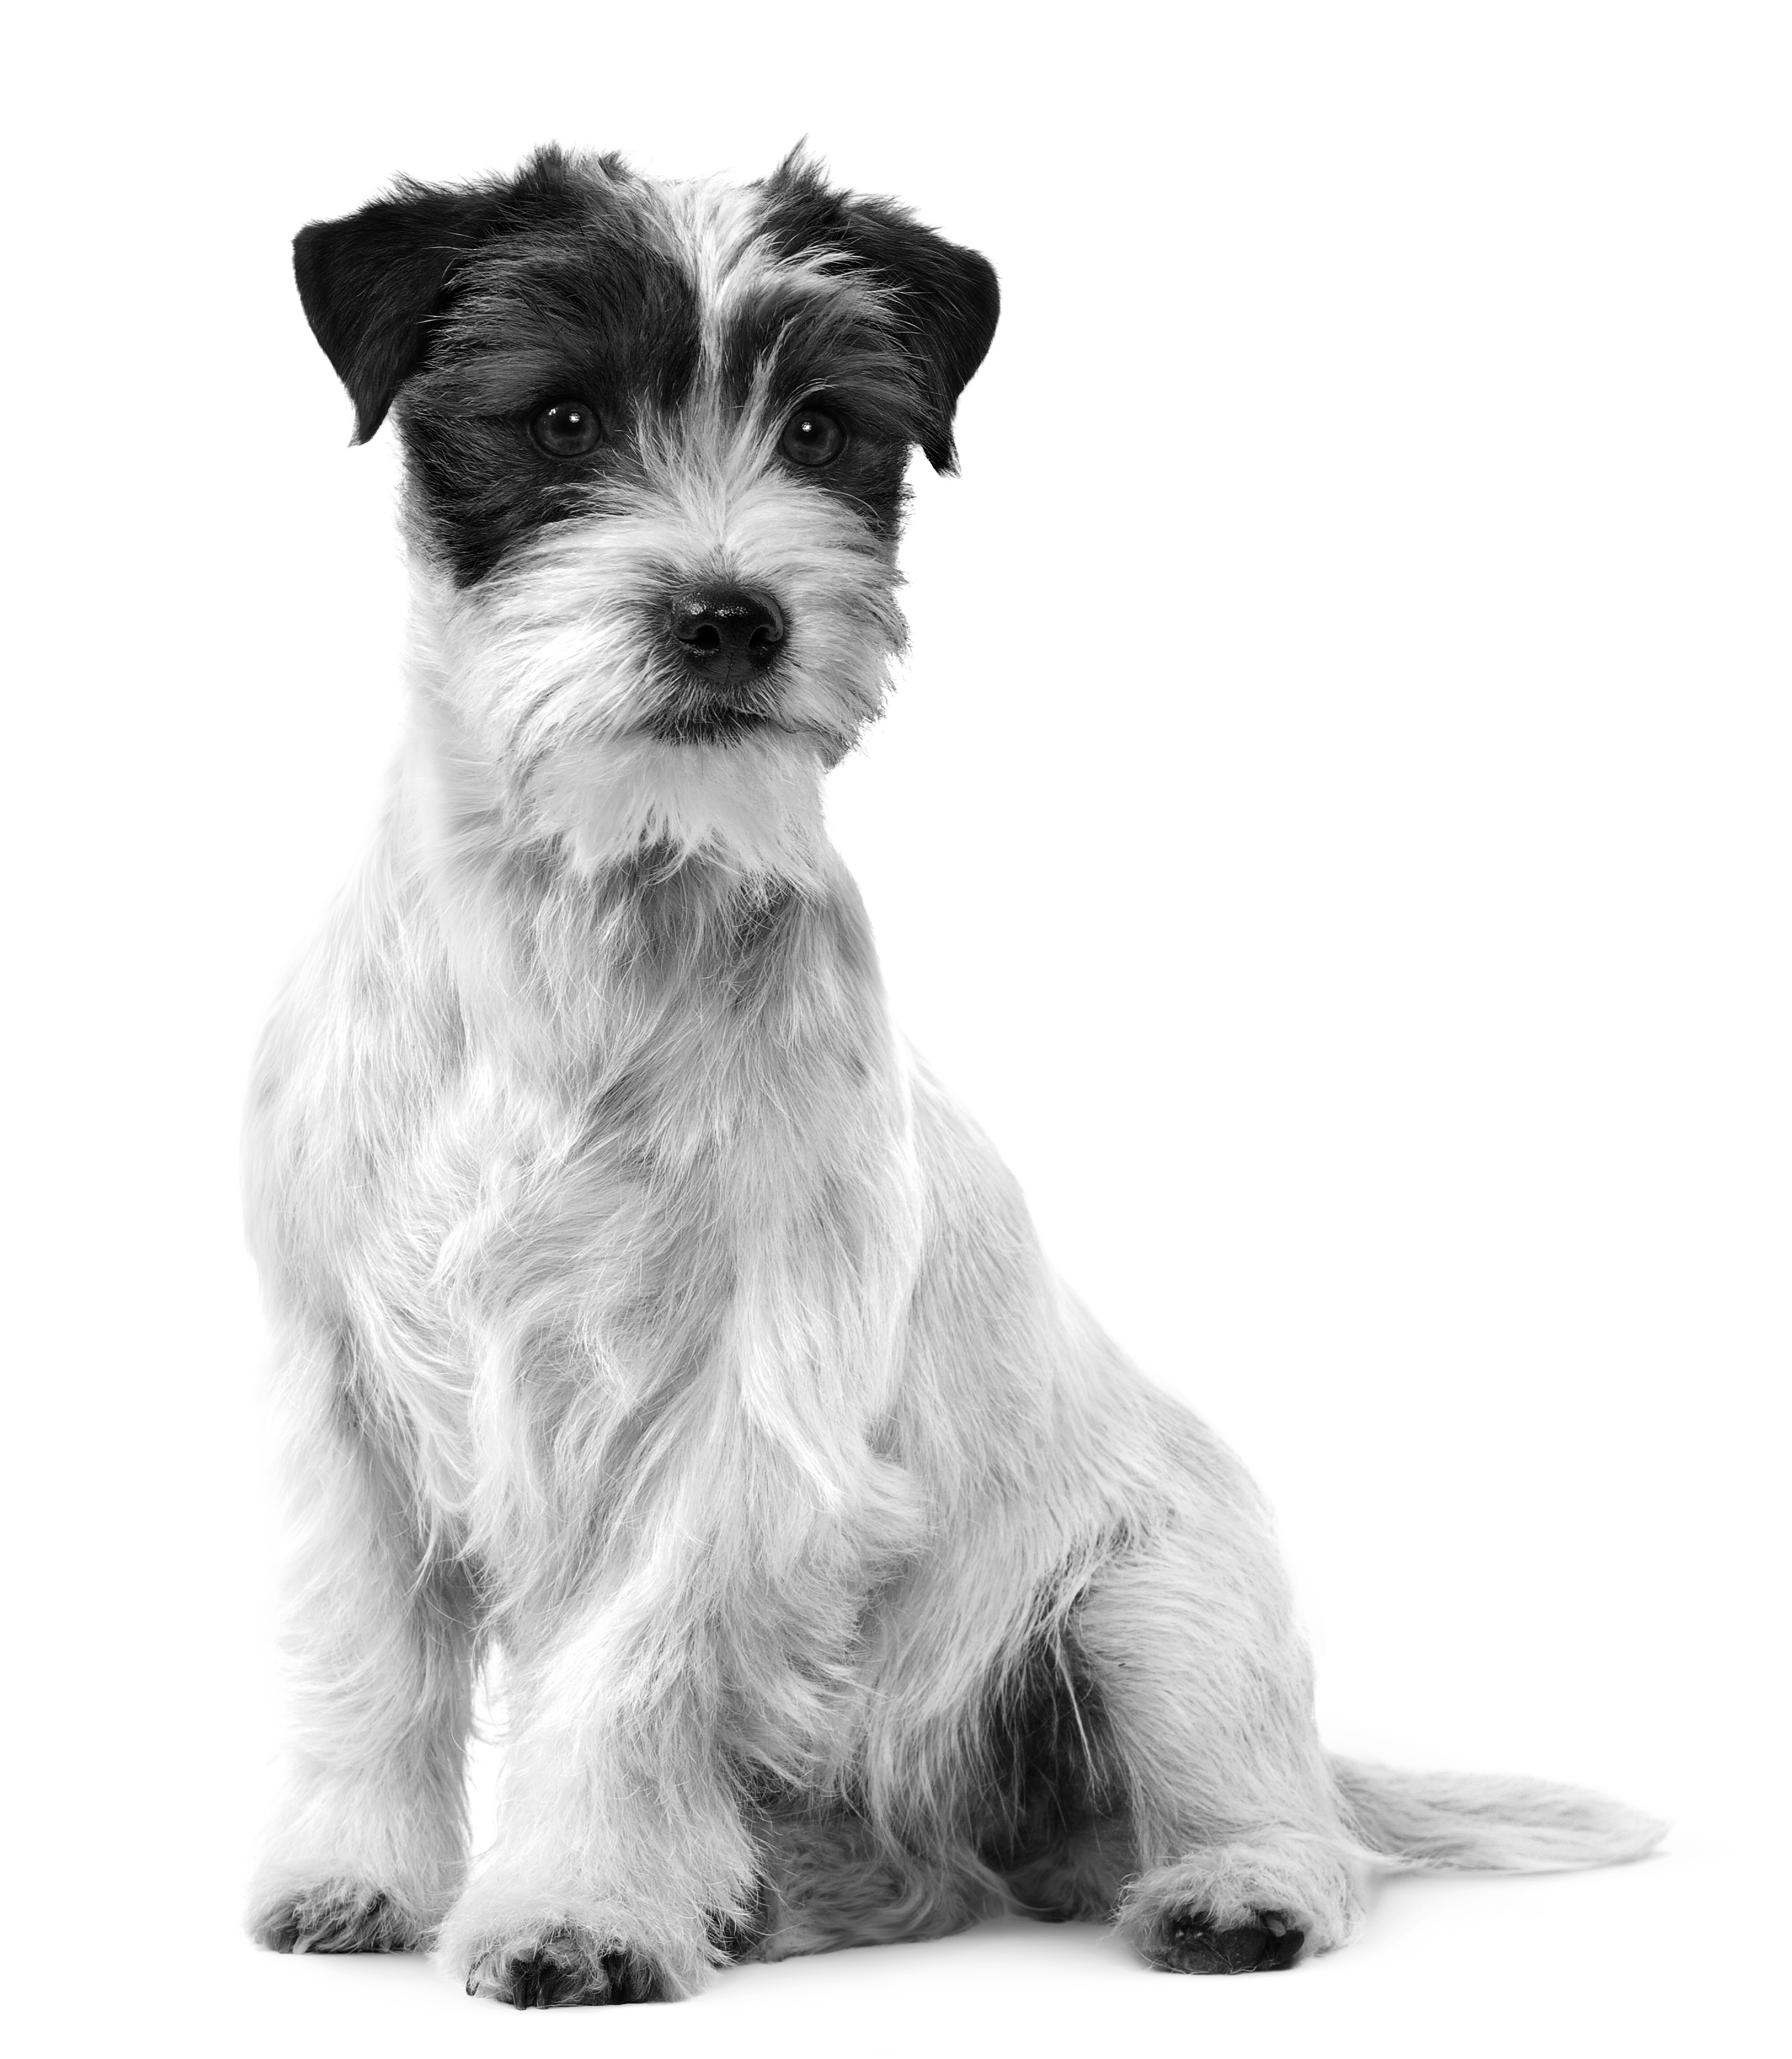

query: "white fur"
xmin=247 ymin=160 xmax=1663 ymax=2003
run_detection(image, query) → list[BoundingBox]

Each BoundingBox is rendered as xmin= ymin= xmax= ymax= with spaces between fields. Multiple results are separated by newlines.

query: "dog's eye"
xmin=780 ymin=405 xmax=846 ymax=469
xmin=530 ymin=400 xmax=602 ymax=459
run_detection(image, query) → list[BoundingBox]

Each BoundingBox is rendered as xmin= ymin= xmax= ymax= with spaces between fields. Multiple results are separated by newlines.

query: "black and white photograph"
xmin=6 ymin=5 xmax=1785 ymax=2054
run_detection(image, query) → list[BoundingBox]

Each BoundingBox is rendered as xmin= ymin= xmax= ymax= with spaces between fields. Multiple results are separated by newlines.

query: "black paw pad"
xmin=257 ymin=1886 xmax=414 ymax=1955
xmin=478 ymin=1928 xmax=665 ymax=2009
xmin=1156 ymin=1907 xmax=1305 ymax=1975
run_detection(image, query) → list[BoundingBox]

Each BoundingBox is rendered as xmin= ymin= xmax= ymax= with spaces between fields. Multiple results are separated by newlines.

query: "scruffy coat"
xmin=247 ymin=147 xmax=1661 ymax=2006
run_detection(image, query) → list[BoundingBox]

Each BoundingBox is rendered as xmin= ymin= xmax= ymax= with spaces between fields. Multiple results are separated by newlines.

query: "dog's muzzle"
xmin=648 ymin=586 xmax=789 ymax=744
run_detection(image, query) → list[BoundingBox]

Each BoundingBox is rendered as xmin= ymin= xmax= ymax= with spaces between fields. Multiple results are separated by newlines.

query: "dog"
xmin=246 ymin=145 xmax=1662 ymax=2007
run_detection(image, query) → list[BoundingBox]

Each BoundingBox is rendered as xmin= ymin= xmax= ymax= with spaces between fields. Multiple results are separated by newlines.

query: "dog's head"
xmin=294 ymin=147 xmax=998 ymax=880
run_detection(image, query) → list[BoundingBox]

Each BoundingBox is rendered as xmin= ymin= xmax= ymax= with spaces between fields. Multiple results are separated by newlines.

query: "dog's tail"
xmin=1331 ymin=1754 xmax=1666 ymax=1872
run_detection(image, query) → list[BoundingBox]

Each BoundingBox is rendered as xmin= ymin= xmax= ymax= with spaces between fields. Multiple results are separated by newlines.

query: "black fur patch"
xmin=296 ymin=150 xmax=702 ymax=586
xmin=976 ymin=1617 xmax=1125 ymax=1920
xmin=293 ymin=149 xmax=1000 ymax=585
xmin=293 ymin=147 xmax=593 ymax=446
xmin=715 ymin=279 xmax=924 ymax=538
xmin=397 ymin=170 xmax=702 ymax=587
xmin=755 ymin=152 xmax=1000 ymax=473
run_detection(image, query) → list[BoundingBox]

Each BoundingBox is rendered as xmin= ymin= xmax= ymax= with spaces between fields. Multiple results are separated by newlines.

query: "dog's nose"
xmin=668 ymin=589 xmax=785 ymax=677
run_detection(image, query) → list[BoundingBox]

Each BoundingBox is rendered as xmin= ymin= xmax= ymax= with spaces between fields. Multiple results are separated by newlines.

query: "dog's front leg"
xmin=248 ymin=1336 xmax=479 ymax=1954
xmin=438 ymin=1090 xmax=920 ymax=2007
xmin=440 ymin=1548 xmax=765 ymax=2007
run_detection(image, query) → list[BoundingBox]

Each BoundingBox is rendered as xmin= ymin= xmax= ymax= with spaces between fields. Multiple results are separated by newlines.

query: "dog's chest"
xmin=270 ymin=856 xmax=915 ymax=1524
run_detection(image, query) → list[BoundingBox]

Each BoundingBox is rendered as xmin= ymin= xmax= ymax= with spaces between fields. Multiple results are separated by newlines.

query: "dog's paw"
xmin=464 ymin=1925 xmax=667 ymax=2009
xmin=1116 ymin=1836 xmax=1358 ymax=1969
xmin=252 ymin=1881 xmax=422 ymax=1955
xmin=1150 ymin=1905 xmax=1305 ymax=1974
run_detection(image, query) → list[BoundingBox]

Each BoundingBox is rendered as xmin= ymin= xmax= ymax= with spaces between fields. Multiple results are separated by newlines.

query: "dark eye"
xmin=530 ymin=400 xmax=602 ymax=458
xmin=780 ymin=403 xmax=846 ymax=468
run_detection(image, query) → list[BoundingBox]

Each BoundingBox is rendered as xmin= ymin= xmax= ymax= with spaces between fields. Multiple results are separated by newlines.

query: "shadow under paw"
xmin=469 ymin=1926 xmax=666 ymax=2009
xmin=255 ymin=1885 xmax=419 ymax=1955
xmin=1153 ymin=1906 xmax=1305 ymax=1975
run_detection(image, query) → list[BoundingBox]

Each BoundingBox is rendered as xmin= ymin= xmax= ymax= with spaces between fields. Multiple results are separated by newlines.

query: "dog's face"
xmin=294 ymin=149 xmax=998 ymax=879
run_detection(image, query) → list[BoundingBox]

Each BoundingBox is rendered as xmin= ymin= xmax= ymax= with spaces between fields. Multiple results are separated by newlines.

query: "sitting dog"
xmin=246 ymin=146 xmax=1662 ymax=2006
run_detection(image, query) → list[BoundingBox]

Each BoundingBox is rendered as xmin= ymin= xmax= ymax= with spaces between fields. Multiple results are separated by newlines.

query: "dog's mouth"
xmin=643 ymin=588 xmax=795 ymax=745
xmin=642 ymin=688 xmax=790 ymax=745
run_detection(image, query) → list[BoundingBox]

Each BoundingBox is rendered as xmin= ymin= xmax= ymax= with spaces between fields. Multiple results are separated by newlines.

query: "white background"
xmin=5 ymin=3 xmax=1786 ymax=2052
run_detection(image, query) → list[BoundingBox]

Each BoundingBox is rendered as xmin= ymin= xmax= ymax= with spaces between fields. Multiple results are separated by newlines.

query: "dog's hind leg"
xmin=248 ymin=1332 xmax=479 ymax=1956
xmin=1075 ymin=1482 xmax=1365 ymax=1973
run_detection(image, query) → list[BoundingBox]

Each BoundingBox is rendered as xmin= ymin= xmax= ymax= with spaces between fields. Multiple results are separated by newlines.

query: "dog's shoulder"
xmin=243 ymin=816 xmax=465 ymax=1281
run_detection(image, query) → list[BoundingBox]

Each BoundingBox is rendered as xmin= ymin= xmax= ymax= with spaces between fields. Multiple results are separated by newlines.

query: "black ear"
xmin=293 ymin=147 xmax=579 ymax=443
xmin=762 ymin=154 xmax=1001 ymax=473
xmin=838 ymin=197 xmax=1000 ymax=473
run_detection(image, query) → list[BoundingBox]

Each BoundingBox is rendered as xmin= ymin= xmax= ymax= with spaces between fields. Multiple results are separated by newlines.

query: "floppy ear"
xmin=762 ymin=153 xmax=1001 ymax=473
xmin=835 ymin=197 xmax=1000 ymax=473
xmin=293 ymin=147 xmax=578 ymax=444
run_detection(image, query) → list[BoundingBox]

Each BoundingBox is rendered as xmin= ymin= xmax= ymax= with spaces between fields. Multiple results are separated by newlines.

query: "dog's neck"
xmin=390 ymin=687 xmax=878 ymax=1096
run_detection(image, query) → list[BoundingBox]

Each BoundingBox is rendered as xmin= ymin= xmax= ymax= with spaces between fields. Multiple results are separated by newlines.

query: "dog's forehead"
xmin=439 ymin=163 xmax=891 ymax=405
xmin=657 ymin=176 xmax=776 ymax=319
xmin=659 ymin=176 xmax=888 ymax=337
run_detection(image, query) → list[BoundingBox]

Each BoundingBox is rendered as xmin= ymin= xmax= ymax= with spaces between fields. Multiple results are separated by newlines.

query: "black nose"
xmin=668 ymin=588 xmax=785 ymax=679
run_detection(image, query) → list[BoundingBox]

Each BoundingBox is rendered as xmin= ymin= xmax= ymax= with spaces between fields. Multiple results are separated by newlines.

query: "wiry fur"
xmin=248 ymin=147 xmax=1663 ymax=2006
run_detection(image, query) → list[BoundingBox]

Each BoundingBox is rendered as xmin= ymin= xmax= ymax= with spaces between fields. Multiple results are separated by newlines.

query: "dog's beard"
xmin=528 ymin=728 xmax=831 ymax=883
xmin=406 ymin=481 xmax=903 ymax=886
